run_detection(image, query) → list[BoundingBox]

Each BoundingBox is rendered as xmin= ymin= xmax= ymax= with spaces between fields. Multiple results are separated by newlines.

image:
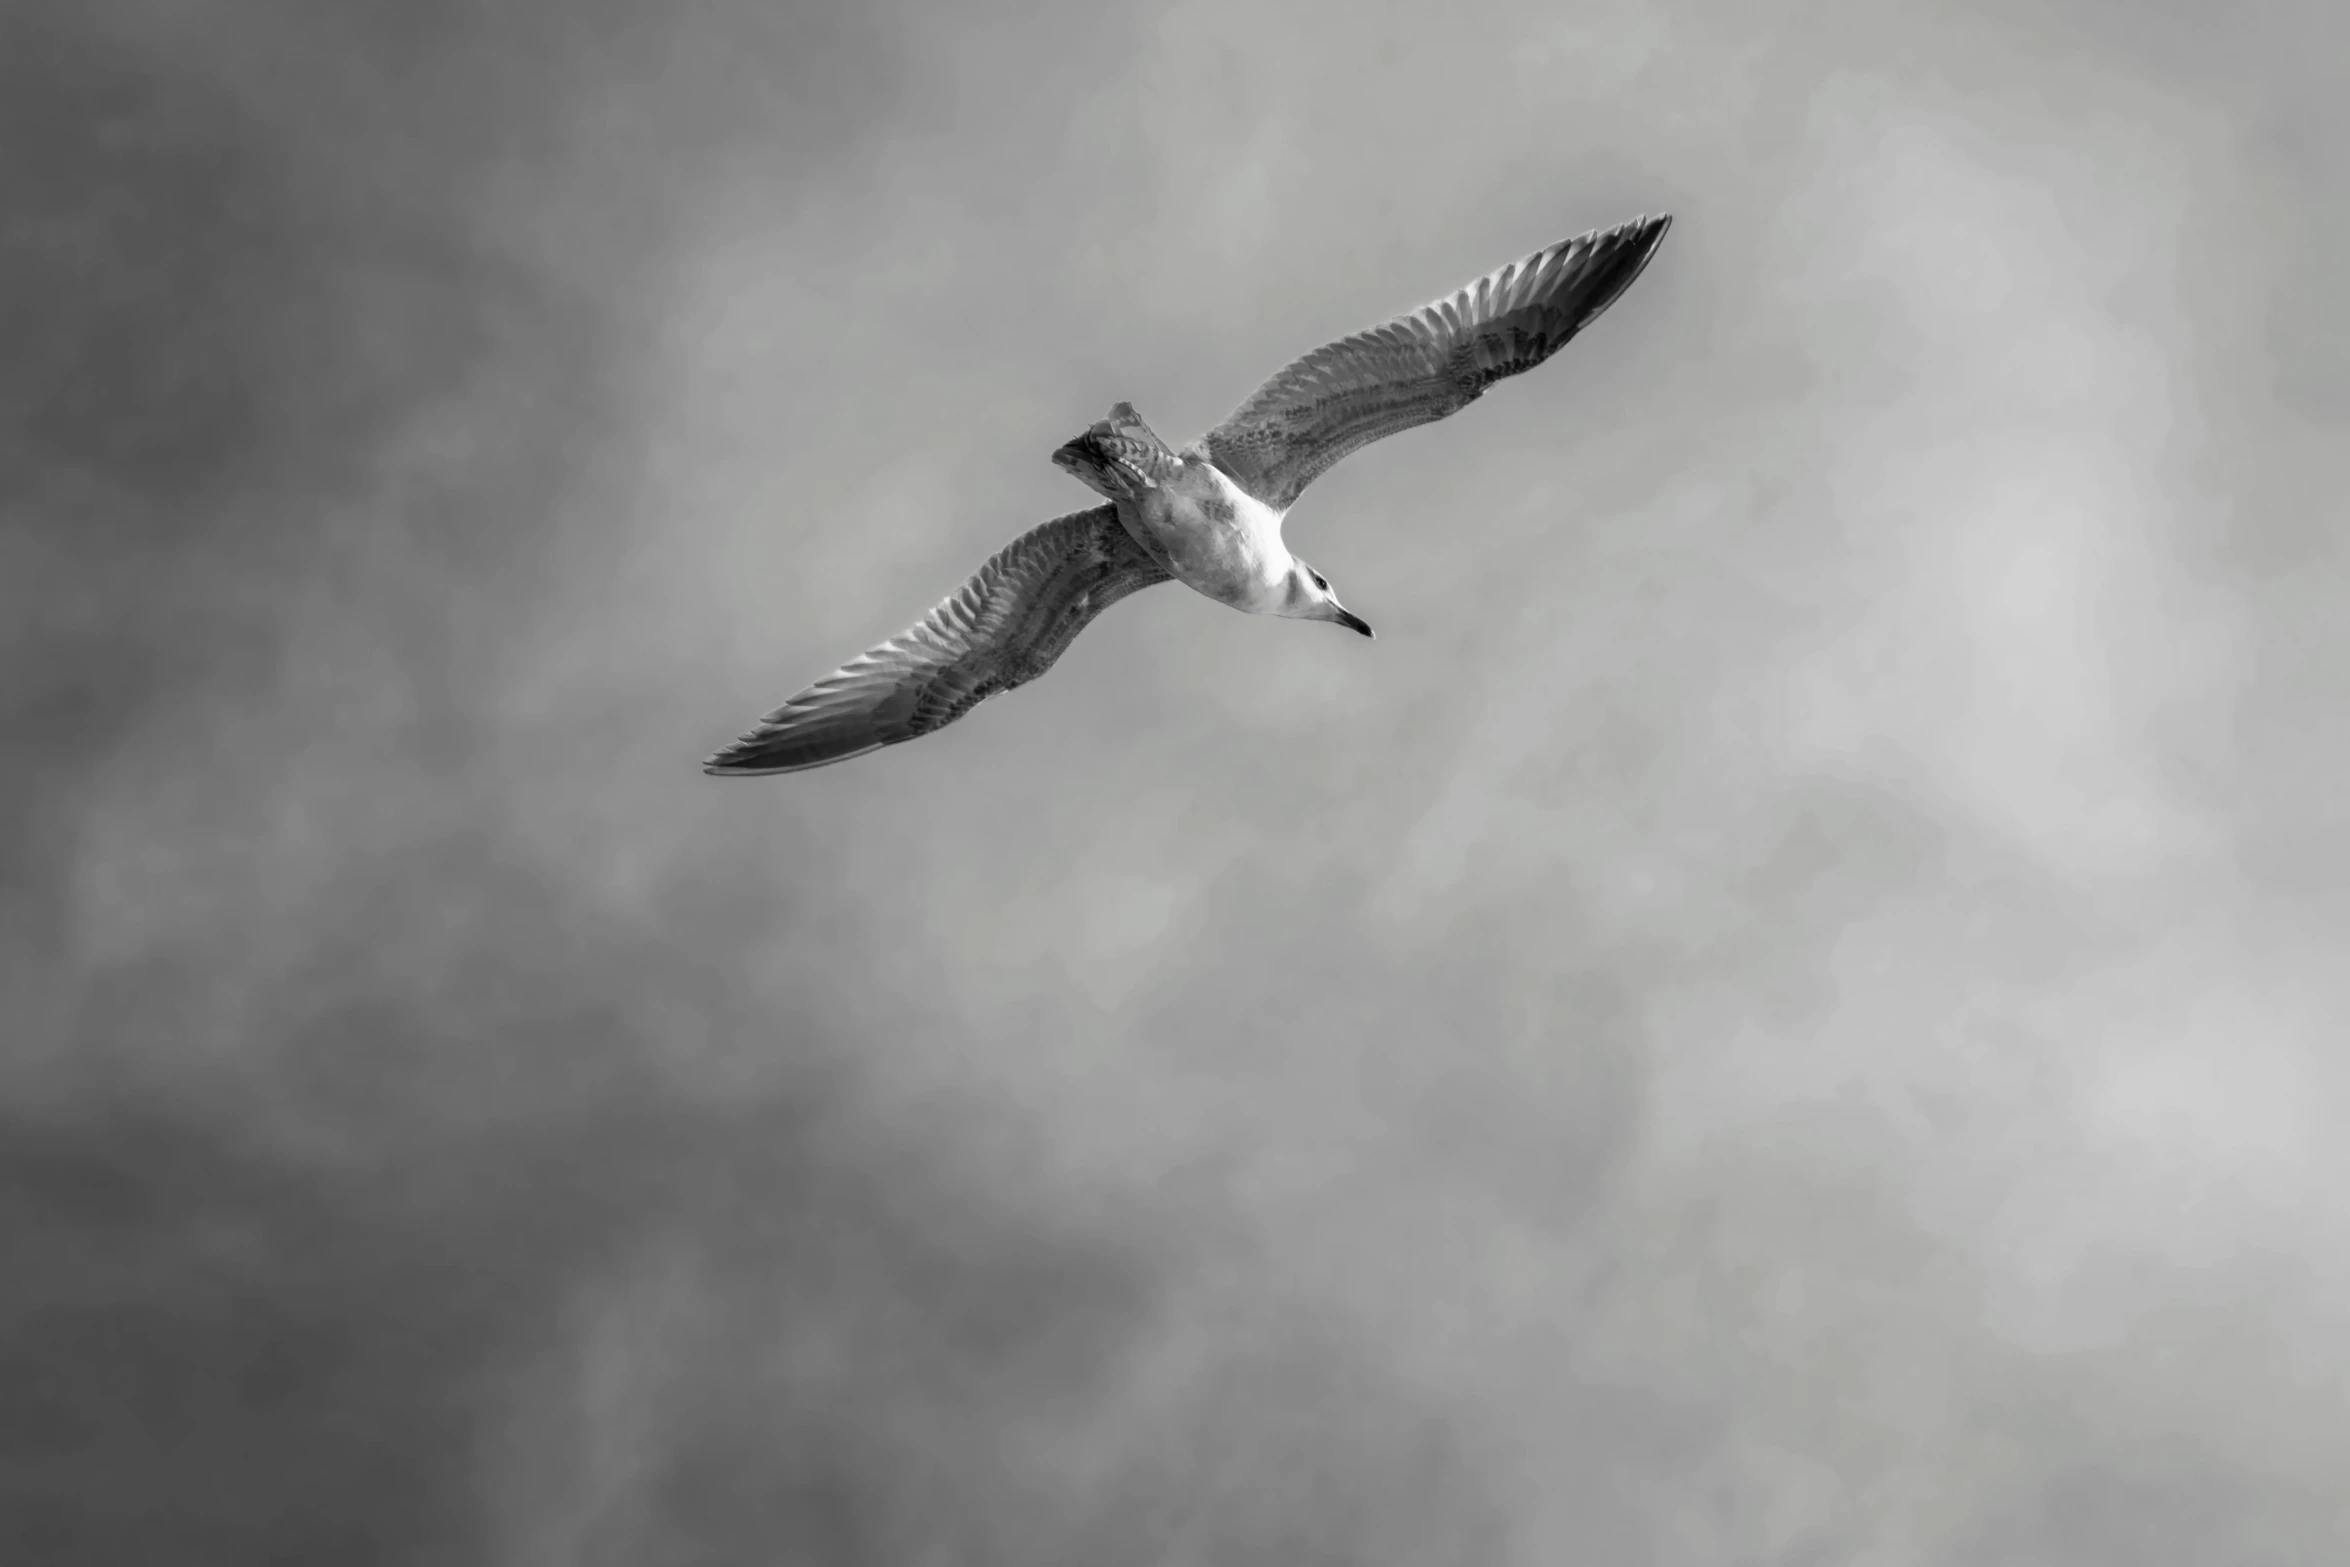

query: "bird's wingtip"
xmin=702 ymin=739 xmax=771 ymax=776
xmin=699 ymin=729 xmax=889 ymax=779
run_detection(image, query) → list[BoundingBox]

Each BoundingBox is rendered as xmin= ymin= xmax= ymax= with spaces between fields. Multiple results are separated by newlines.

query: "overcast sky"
xmin=6 ymin=1 xmax=2347 ymax=1562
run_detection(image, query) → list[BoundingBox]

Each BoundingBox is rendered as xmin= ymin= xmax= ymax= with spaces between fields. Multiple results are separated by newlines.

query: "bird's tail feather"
xmin=1050 ymin=401 xmax=1181 ymax=501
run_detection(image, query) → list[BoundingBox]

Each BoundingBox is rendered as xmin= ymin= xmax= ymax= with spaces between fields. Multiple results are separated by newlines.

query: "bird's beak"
xmin=1332 ymin=606 xmax=1374 ymax=639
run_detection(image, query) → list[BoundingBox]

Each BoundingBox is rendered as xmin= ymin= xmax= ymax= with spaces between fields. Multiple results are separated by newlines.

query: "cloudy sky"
xmin=6 ymin=1 xmax=2346 ymax=1562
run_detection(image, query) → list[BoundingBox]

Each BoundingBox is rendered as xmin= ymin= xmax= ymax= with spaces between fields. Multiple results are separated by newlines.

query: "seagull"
xmin=704 ymin=212 xmax=1672 ymax=777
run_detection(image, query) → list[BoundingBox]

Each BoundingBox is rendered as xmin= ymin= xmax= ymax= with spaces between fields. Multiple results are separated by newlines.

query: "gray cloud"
xmin=7 ymin=1 xmax=2347 ymax=1563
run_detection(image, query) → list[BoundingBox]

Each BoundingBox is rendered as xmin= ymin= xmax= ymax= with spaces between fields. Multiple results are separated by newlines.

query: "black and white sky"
xmin=5 ymin=1 xmax=2347 ymax=1562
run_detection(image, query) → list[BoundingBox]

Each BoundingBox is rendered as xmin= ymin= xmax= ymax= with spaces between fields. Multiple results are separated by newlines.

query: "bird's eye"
xmin=1310 ymin=571 xmax=1327 ymax=591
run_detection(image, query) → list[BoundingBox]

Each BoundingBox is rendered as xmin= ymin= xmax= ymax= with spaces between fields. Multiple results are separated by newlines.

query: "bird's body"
xmin=1121 ymin=456 xmax=1288 ymax=614
xmin=1050 ymin=401 xmax=1302 ymax=615
xmin=706 ymin=211 xmax=1673 ymax=777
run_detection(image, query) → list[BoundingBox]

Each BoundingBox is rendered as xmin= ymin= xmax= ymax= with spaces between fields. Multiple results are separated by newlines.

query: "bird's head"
xmin=1281 ymin=558 xmax=1373 ymax=638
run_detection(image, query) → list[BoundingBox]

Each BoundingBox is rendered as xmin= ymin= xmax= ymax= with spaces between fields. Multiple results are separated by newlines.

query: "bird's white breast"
xmin=1123 ymin=460 xmax=1291 ymax=612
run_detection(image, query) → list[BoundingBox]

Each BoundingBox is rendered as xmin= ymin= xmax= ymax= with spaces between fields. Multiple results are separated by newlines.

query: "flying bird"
xmin=704 ymin=212 xmax=1672 ymax=777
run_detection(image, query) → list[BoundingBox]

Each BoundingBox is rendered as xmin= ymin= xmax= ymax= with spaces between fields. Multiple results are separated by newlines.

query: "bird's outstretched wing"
xmin=704 ymin=504 xmax=1173 ymax=777
xmin=1201 ymin=213 xmax=1672 ymax=513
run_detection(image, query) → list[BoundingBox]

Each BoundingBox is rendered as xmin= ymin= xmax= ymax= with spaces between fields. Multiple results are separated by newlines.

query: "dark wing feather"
xmin=1202 ymin=213 xmax=1672 ymax=512
xmin=704 ymin=504 xmax=1172 ymax=777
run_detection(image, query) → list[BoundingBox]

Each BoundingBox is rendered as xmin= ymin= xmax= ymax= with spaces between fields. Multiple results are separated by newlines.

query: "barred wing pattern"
xmin=704 ymin=504 xmax=1173 ymax=776
xmin=1202 ymin=213 xmax=1672 ymax=512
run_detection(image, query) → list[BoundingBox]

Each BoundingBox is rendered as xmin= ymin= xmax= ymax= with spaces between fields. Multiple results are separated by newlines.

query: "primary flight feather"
xmin=705 ymin=212 xmax=1672 ymax=778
